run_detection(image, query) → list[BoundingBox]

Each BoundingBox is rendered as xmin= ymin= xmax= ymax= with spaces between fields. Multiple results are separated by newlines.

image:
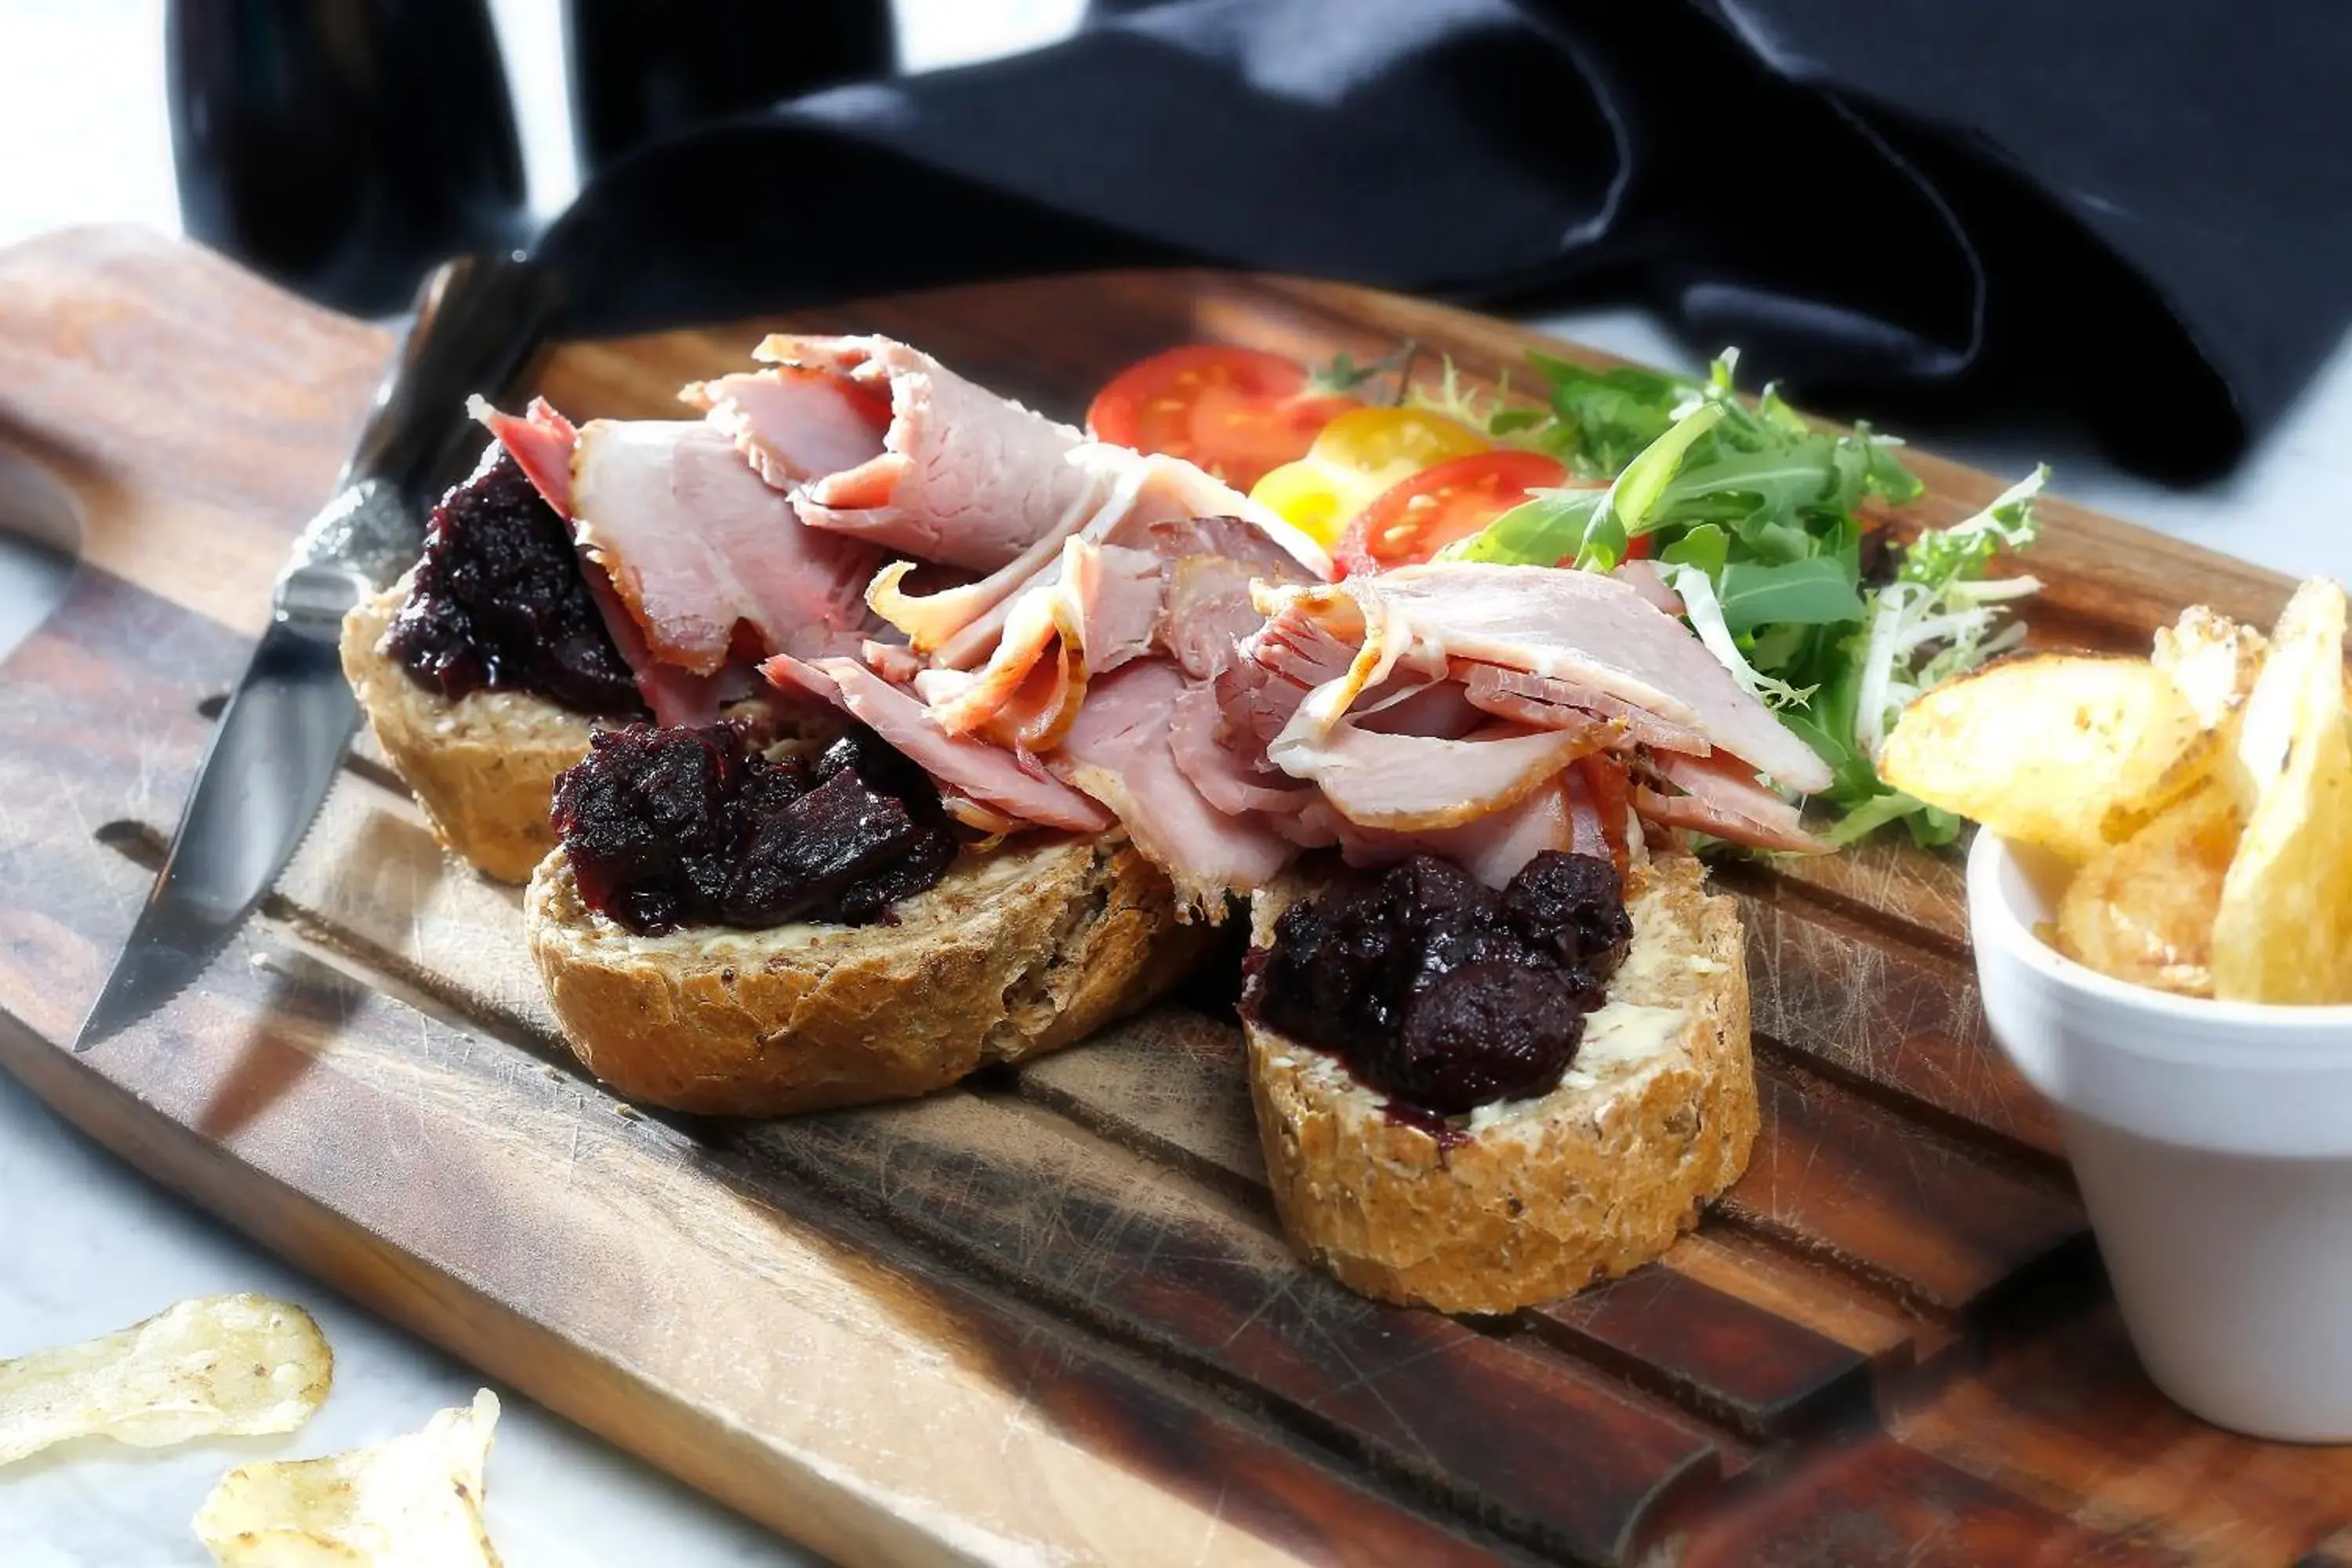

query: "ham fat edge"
xmin=470 ymin=334 xmax=1829 ymax=921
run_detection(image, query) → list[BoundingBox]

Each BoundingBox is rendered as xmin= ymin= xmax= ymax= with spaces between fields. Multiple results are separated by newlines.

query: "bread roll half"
xmin=527 ymin=834 xmax=1208 ymax=1116
xmin=341 ymin=577 xmax=600 ymax=884
xmin=1245 ymin=848 xmax=1757 ymax=1314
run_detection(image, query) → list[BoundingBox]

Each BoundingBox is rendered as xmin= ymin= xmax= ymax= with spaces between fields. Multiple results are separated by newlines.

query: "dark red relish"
xmin=384 ymin=444 xmax=645 ymax=718
xmin=1243 ymin=852 xmax=1635 ymax=1118
xmin=550 ymin=721 xmax=957 ymax=935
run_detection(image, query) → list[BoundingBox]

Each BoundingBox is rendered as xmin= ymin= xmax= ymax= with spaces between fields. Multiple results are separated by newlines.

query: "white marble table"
xmin=2 ymin=2 xmax=2347 ymax=1563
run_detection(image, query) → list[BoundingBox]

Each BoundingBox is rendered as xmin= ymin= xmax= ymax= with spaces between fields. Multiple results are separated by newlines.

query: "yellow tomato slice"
xmin=1248 ymin=408 xmax=1489 ymax=546
xmin=1311 ymin=407 xmax=1490 ymax=478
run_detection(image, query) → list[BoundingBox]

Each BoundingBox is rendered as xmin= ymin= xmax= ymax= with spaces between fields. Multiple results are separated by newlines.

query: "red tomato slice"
xmin=1335 ymin=450 xmax=1575 ymax=575
xmin=1086 ymin=345 xmax=1359 ymax=491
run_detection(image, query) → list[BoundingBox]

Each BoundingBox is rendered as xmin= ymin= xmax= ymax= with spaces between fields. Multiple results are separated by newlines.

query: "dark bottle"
xmin=168 ymin=0 xmax=528 ymax=317
xmin=564 ymin=0 xmax=897 ymax=175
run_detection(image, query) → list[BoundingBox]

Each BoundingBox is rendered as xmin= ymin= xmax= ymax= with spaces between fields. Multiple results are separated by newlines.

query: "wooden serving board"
xmin=2 ymin=227 xmax=2345 ymax=1567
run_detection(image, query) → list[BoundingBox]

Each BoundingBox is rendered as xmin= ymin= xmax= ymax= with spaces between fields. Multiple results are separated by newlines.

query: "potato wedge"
xmin=2057 ymin=782 xmax=2241 ymax=996
xmin=1879 ymin=652 xmax=2207 ymax=863
xmin=2212 ymin=579 xmax=2352 ymax=1004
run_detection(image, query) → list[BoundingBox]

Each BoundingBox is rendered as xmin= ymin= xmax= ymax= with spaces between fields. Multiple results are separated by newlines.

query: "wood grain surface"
xmin=0 ymin=227 xmax=2339 ymax=1567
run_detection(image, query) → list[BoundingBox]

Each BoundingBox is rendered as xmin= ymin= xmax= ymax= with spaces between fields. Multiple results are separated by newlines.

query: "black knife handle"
xmin=337 ymin=251 xmax=567 ymax=504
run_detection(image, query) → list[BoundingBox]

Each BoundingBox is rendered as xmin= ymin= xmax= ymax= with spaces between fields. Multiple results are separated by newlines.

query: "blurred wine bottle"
xmin=168 ymin=0 xmax=528 ymax=318
xmin=564 ymin=0 xmax=898 ymax=174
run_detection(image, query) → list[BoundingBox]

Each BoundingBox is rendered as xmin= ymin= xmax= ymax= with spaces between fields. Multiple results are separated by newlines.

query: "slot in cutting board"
xmin=4 ymin=227 xmax=2346 ymax=1567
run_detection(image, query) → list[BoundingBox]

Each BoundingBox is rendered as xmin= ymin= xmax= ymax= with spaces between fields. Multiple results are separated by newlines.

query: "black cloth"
xmin=535 ymin=0 xmax=2352 ymax=481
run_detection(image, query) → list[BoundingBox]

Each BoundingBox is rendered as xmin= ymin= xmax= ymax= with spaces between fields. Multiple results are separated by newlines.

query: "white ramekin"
xmin=1968 ymin=829 xmax=2352 ymax=1440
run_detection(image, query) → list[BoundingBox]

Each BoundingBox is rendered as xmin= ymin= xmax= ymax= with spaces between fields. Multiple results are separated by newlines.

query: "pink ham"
xmin=1266 ymin=718 xmax=1606 ymax=832
xmin=1613 ymin=557 xmax=1682 ymax=614
xmin=683 ymin=365 xmax=892 ymax=492
xmin=1285 ymin=781 xmax=1579 ymax=887
xmin=576 ymin=561 xmax=731 ymax=727
xmin=1349 ymin=677 xmax=1486 ymax=740
xmin=1332 ymin=564 xmax=1832 ymax=792
xmin=473 ymin=397 xmax=734 ymax=725
xmin=875 ymin=447 xmax=1329 ymax=666
xmin=1115 ymin=513 xmax=1319 ymax=579
xmin=1161 ymin=555 xmax=1267 ymax=681
xmin=1639 ymin=750 xmax=1828 ymax=853
xmin=1458 ymin=663 xmax=1711 ymax=756
xmin=1080 ymin=543 xmax=1166 ymax=675
xmin=1048 ymin=659 xmax=1294 ymax=908
xmin=1396 ymin=782 xmax=1578 ymax=887
xmin=744 ymin=334 xmax=1099 ymax=572
xmin=921 ymin=536 xmax=1170 ymax=742
xmin=860 ymin=639 xmax=924 ymax=684
xmin=762 ymin=655 xmax=1112 ymax=833
xmin=1168 ymin=681 xmax=1313 ymax=817
xmin=570 ymin=419 xmax=880 ymax=675
xmin=472 ymin=396 xmax=576 ymax=514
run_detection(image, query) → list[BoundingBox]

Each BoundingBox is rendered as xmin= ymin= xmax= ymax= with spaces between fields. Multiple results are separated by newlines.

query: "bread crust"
xmin=1244 ymin=848 xmax=1757 ymax=1314
xmin=341 ymin=578 xmax=598 ymax=884
xmin=526 ymin=835 xmax=1208 ymax=1116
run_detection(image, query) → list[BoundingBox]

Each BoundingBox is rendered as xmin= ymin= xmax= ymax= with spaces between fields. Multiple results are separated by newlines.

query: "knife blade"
xmin=77 ymin=253 xmax=564 ymax=1050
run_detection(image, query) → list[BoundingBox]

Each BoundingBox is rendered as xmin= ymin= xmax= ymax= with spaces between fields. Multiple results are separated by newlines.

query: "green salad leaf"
xmin=1426 ymin=349 xmax=2045 ymax=847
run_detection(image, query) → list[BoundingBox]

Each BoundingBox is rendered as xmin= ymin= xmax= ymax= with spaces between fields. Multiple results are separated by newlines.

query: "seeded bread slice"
xmin=341 ymin=575 xmax=603 ymax=884
xmin=1244 ymin=846 xmax=1756 ymax=1314
xmin=525 ymin=834 xmax=1208 ymax=1116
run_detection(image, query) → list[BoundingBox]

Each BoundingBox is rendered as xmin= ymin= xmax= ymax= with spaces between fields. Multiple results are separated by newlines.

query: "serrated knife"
xmin=76 ymin=253 xmax=564 ymax=1050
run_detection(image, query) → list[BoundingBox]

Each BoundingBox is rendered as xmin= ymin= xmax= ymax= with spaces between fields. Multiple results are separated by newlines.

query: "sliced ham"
xmin=864 ymin=451 xmax=1131 ymax=659
xmin=860 ymin=639 xmax=924 ymax=684
xmin=575 ymin=560 xmax=730 ymax=727
xmin=683 ymin=365 xmax=891 ymax=492
xmin=1080 ymin=543 xmax=1166 ymax=676
xmin=1350 ymin=677 xmax=1486 ymax=740
xmin=470 ymin=398 xmax=735 ymax=725
xmin=761 ymin=655 xmax=1112 ymax=833
xmin=875 ymin=445 xmax=1326 ymax=671
xmin=1613 ymin=557 xmax=1683 ymax=614
xmin=1168 ymin=681 xmax=1313 ymax=817
xmin=924 ymin=553 xmax=1080 ymax=738
xmin=471 ymin=395 xmax=576 ymax=515
xmin=1266 ymin=719 xmax=1606 ymax=832
xmin=1162 ymin=555 xmax=1269 ymax=681
xmin=1572 ymin=753 xmax=1633 ymax=873
xmin=1334 ymin=564 xmax=1833 ymax=792
xmin=1116 ymin=514 xmax=1319 ymax=580
xmin=746 ymin=334 xmax=1098 ymax=572
xmin=570 ymin=419 xmax=881 ymax=675
xmin=1048 ymin=659 xmax=1294 ymax=909
xmin=1288 ymin=780 xmax=1577 ymax=887
xmin=1639 ymin=750 xmax=1828 ymax=854
xmin=1458 ymin=663 xmax=1712 ymax=756
xmin=1408 ymin=782 xmax=1578 ymax=887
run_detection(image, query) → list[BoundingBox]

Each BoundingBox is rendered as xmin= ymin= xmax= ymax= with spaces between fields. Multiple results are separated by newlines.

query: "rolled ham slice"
xmin=762 ymin=655 xmax=1112 ymax=833
xmin=570 ymin=419 xmax=881 ymax=675
xmin=684 ymin=365 xmax=892 ymax=493
xmin=730 ymin=334 xmax=1099 ymax=573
